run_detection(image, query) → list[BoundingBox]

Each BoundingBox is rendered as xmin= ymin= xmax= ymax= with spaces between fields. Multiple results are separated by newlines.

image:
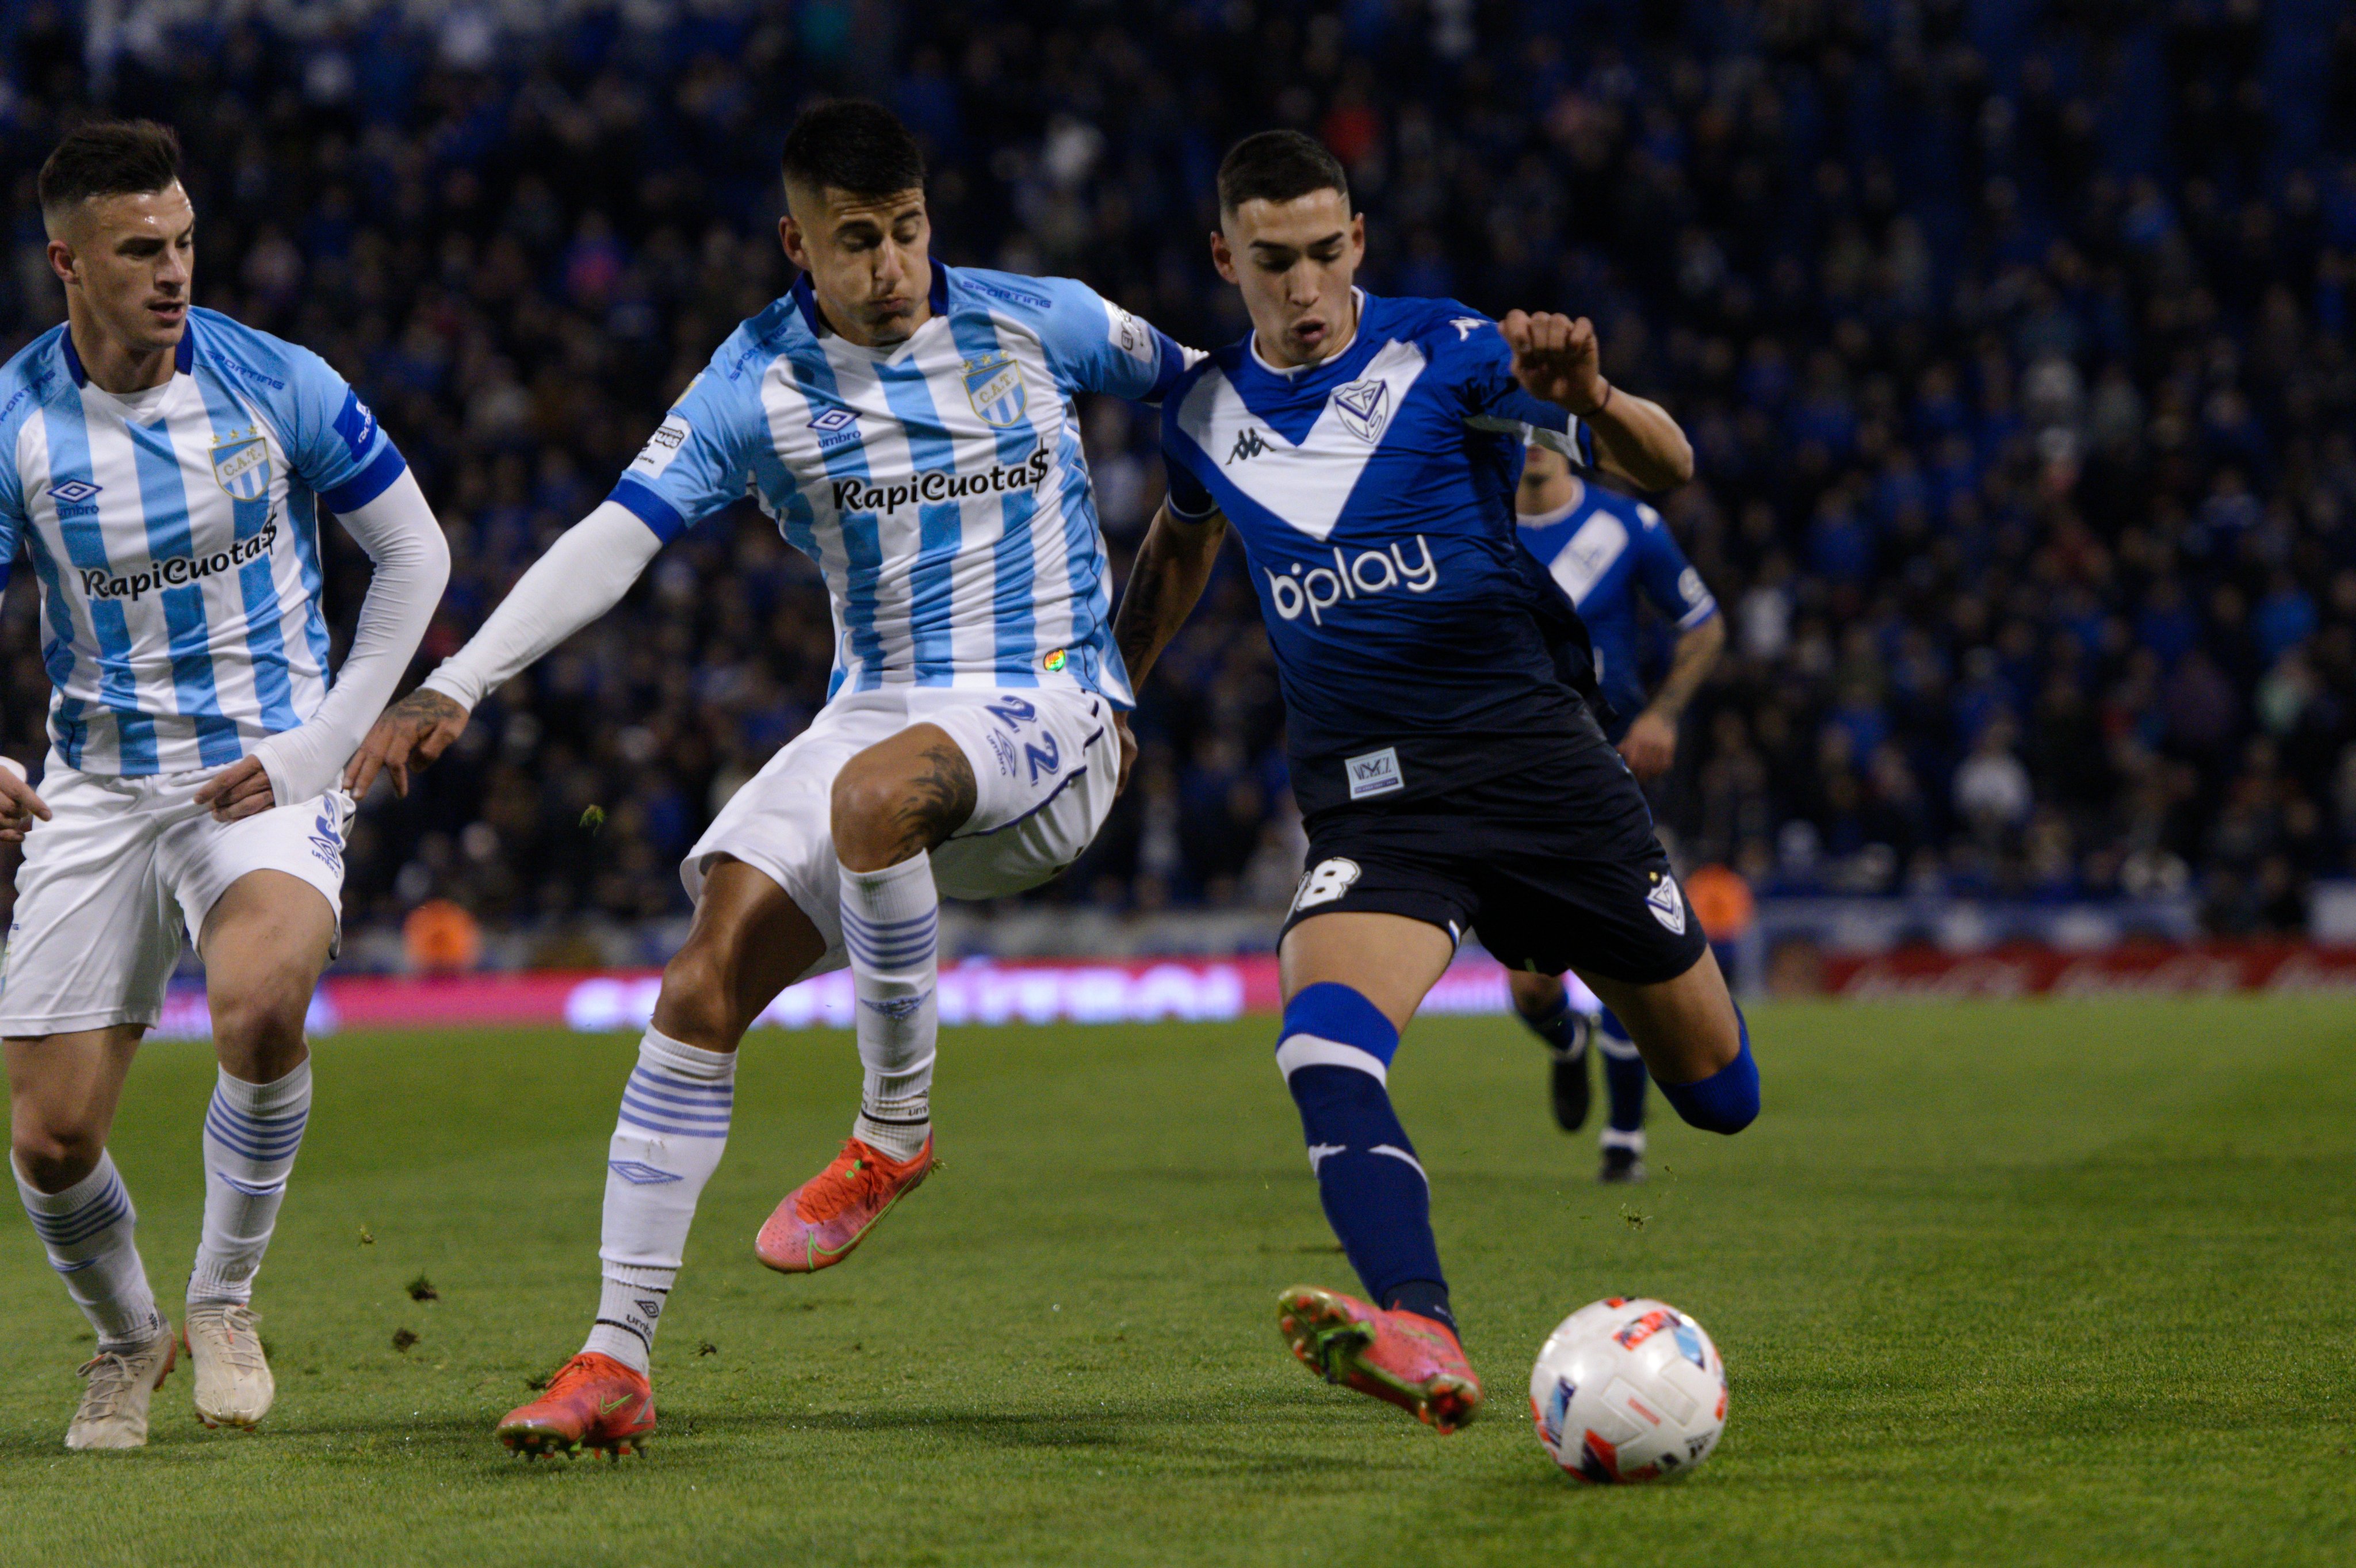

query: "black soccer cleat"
xmin=1599 ymin=1145 xmax=1647 ymax=1184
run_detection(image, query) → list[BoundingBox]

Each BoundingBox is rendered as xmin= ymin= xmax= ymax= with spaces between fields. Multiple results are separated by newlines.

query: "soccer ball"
xmin=1528 ymin=1297 xmax=1728 ymax=1482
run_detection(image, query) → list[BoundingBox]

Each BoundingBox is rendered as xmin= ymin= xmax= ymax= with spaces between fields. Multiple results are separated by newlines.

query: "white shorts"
xmin=0 ymin=757 xmax=352 ymax=1036
xmin=686 ymin=687 xmax=1120 ymax=982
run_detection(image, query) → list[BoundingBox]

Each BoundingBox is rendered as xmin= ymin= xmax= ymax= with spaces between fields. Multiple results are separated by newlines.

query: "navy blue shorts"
xmin=1278 ymin=726 xmax=1708 ymax=987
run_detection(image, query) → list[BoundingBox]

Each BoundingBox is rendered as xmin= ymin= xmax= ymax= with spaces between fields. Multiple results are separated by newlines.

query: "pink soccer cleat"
xmin=1276 ymin=1284 xmax=1484 ymax=1434
xmin=754 ymin=1135 xmax=934 ymax=1273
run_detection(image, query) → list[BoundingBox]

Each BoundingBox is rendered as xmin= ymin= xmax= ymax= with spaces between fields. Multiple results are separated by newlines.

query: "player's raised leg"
xmin=1270 ymin=912 xmax=1482 ymax=1434
xmin=751 ymin=726 xmax=963 ymax=1274
xmin=7 ymin=1027 xmax=178 ymax=1450
xmin=498 ymin=859 xmax=819 ymax=1458
xmin=182 ymin=869 xmax=337 ymax=1429
xmin=1577 ymin=946 xmax=1757 ymax=1138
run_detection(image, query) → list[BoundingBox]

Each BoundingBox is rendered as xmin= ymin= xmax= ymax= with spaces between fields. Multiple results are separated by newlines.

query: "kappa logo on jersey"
xmin=1646 ymin=874 xmax=1686 ymax=935
xmin=963 ymin=353 xmax=1028 ymax=427
xmin=211 ymin=433 xmax=271 ymax=501
xmin=831 ymin=448 xmax=1051 ymax=514
xmin=48 ymin=479 xmax=101 ymax=509
xmin=1330 ymin=379 xmax=1392 ymax=443
xmin=806 ymin=405 xmax=862 ymax=452
xmin=79 ymin=522 xmax=280 ymax=601
xmin=1264 ymin=536 xmax=1440 ymax=625
xmin=1227 ymin=428 xmax=1272 ymax=464
xmin=1292 ymin=856 xmax=1363 ymax=911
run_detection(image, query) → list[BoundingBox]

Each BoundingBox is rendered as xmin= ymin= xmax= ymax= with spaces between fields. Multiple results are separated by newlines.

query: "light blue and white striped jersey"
xmin=0 ymin=308 xmax=407 ymax=775
xmin=608 ymin=265 xmax=1188 ymax=707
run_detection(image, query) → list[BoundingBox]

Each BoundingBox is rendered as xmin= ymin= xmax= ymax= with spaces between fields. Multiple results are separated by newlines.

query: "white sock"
xmin=582 ymin=1028 xmax=735 ymax=1374
xmin=1600 ymin=1127 xmax=1649 ymax=1154
xmin=15 ymin=1151 xmax=167 ymax=1351
xmin=839 ymin=852 xmax=938 ymax=1163
xmin=188 ymin=1059 xmax=312 ymax=1306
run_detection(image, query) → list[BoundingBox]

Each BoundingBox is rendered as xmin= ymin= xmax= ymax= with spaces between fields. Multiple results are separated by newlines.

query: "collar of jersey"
xmin=790 ymin=267 xmax=954 ymax=356
xmin=1229 ymin=289 xmax=1384 ymax=440
xmin=59 ymin=322 xmax=194 ymax=389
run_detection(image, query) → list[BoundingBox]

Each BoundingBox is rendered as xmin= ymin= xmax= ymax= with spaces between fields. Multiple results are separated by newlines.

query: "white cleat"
xmin=65 ymin=1324 xmax=178 ymax=1450
xmin=186 ymin=1302 xmax=275 ymax=1429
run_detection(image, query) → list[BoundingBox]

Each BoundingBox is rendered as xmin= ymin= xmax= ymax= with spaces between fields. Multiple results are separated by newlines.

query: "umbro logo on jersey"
xmin=1330 ymin=380 xmax=1391 ymax=443
xmin=1646 ymin=874 xmax=1687 ymax=935
xmin=807 ymin=406 xmax=862 ymax=451
xmin=607 ymin=1160 xmax=682 ymax=1185
xmin=48 ymin=479 xmax=101 ymax=506
xmin=1228 ymin=428 xmax=1272 ymax=464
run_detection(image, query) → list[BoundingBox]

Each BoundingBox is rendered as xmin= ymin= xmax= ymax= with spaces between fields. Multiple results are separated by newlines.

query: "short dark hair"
xmin=38 ymin=120 xmax=182 ymax=224
xmin=779 ymin=100 xmax=924 ymax=199
xmin=1217 ymin=130 xmax=1349 ymax=216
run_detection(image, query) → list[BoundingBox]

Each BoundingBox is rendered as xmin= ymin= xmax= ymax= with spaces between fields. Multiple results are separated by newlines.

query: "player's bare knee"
xmin=11 ymin=1117 xmax=103 ymax=1192
xmin=829 ymin=762 xmax=907 ymax=870
xmin=208 ymin=977 xmax=311 ymax=1074
xmin=655 ymin=939 xmax=751 ymax=1047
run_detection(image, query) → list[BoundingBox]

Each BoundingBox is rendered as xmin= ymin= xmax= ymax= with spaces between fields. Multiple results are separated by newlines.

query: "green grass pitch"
xmin=0 ymin=998 xmax=2349 ymax=1566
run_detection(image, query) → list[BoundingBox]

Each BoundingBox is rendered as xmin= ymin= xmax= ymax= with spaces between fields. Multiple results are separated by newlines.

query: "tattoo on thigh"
xmin=885 ymin=739 xmax=978 ymax=861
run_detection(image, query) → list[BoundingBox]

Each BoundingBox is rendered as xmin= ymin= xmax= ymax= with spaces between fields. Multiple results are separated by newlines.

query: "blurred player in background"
xmin=1115 ymin=131 xmax=1758 ymax=1435
xmin=1512 ymin=440 xmax=1724 ymax=1183
xmin=348 ymin=101 xmax=1190 ymax=1458
xmin=0 ymin=122 xmax=448 ymax=1447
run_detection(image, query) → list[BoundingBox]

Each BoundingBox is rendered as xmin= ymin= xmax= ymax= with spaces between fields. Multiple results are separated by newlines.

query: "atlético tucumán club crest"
xmin=211 ymin=430 xmax=271 ymax=502
xmin=963 ymin=354 xmax=1028 ymax=428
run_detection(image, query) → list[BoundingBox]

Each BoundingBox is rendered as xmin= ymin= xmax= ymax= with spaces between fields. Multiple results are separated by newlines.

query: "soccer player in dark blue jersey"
xmin=1111 ymin=132 xmax=1759 ymax=1433
xmin=1513 ymin=440 xmax=1727 ymax=1183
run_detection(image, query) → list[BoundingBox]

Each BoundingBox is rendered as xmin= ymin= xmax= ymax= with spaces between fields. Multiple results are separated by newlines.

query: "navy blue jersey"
xmin=1162 ymin=292 xmax=1602 ymax=816
xmin=1517 ymin=479 xmax=1716 ymax=741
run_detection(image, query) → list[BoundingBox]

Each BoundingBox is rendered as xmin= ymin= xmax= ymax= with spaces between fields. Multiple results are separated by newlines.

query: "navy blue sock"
xmin=1597 ymin=1008 xmax=1647 ymax=1134
xmin=1516 ymin=986 xmax=1585 ymax=1058
xmin=1655 ymin=1002 xmax=1760 ymax=1135
xmin=1278 ymin=984 xmax=1452 ymax=1329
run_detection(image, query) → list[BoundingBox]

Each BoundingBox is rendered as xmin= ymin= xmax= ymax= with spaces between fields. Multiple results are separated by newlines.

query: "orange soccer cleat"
xmin=494 ymin=1352 xmax=656 ymax=1459
xmin=754 ymin=1135 xmax=935 ymax=1274
xmin=1276 ymin=1284 xmax=1484 ymax=1434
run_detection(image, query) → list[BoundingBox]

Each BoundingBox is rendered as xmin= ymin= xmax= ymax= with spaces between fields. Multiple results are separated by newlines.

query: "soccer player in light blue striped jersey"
xmin=347 ymin=101 xmax=1191 ymax=1455
xmin=0 ymin=122 xmax=449 ymax=1447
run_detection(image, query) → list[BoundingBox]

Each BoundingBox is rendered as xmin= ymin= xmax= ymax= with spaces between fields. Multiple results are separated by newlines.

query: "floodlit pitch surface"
xmin=0 ymin=1000 xmax=2347 ymax=1566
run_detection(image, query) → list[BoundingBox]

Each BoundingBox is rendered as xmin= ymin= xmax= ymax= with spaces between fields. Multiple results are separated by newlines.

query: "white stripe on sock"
xmin=1275 ymin=1034 xmax=1389 ymax=1084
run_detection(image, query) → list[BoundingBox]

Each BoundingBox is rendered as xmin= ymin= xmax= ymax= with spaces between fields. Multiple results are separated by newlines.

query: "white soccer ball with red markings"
xmin=1529 ymin=1297 xmax=1728 ymax=1482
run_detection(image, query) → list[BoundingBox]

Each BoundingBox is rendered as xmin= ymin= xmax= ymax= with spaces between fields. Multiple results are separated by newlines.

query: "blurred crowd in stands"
xmin=5 ymin=0 xmax=2356 ymax=958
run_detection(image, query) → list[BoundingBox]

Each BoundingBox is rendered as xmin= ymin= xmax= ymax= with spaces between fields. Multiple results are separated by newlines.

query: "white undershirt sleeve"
xmin=247 ymin=467 xmax=451 ymax=807
xmin=415 ymin=500 xmax=664 ymax=714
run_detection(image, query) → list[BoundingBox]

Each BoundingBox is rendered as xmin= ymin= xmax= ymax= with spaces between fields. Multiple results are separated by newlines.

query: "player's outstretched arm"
xmin=345 ymin=499 xmax=663 ymax=799
xmin=1110 ymin=501 xmax=1229 ymax=791
xmin=198 ymin=467 xmax=452 ymax=822
xmin=1500 ymin=311 xmax=1694 ymax=494
xmin=1619 ymin=614 xmax=1726 ymax=781
xmin=1114 ymin=502 xmax=1227 ymax=690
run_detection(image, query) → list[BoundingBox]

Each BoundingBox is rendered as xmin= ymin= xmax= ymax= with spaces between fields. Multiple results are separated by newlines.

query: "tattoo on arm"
xmin=394 ymin=687 xmax=468 ymax=731
xmin=1112 ymin=508 xmax=1225 ymax=689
